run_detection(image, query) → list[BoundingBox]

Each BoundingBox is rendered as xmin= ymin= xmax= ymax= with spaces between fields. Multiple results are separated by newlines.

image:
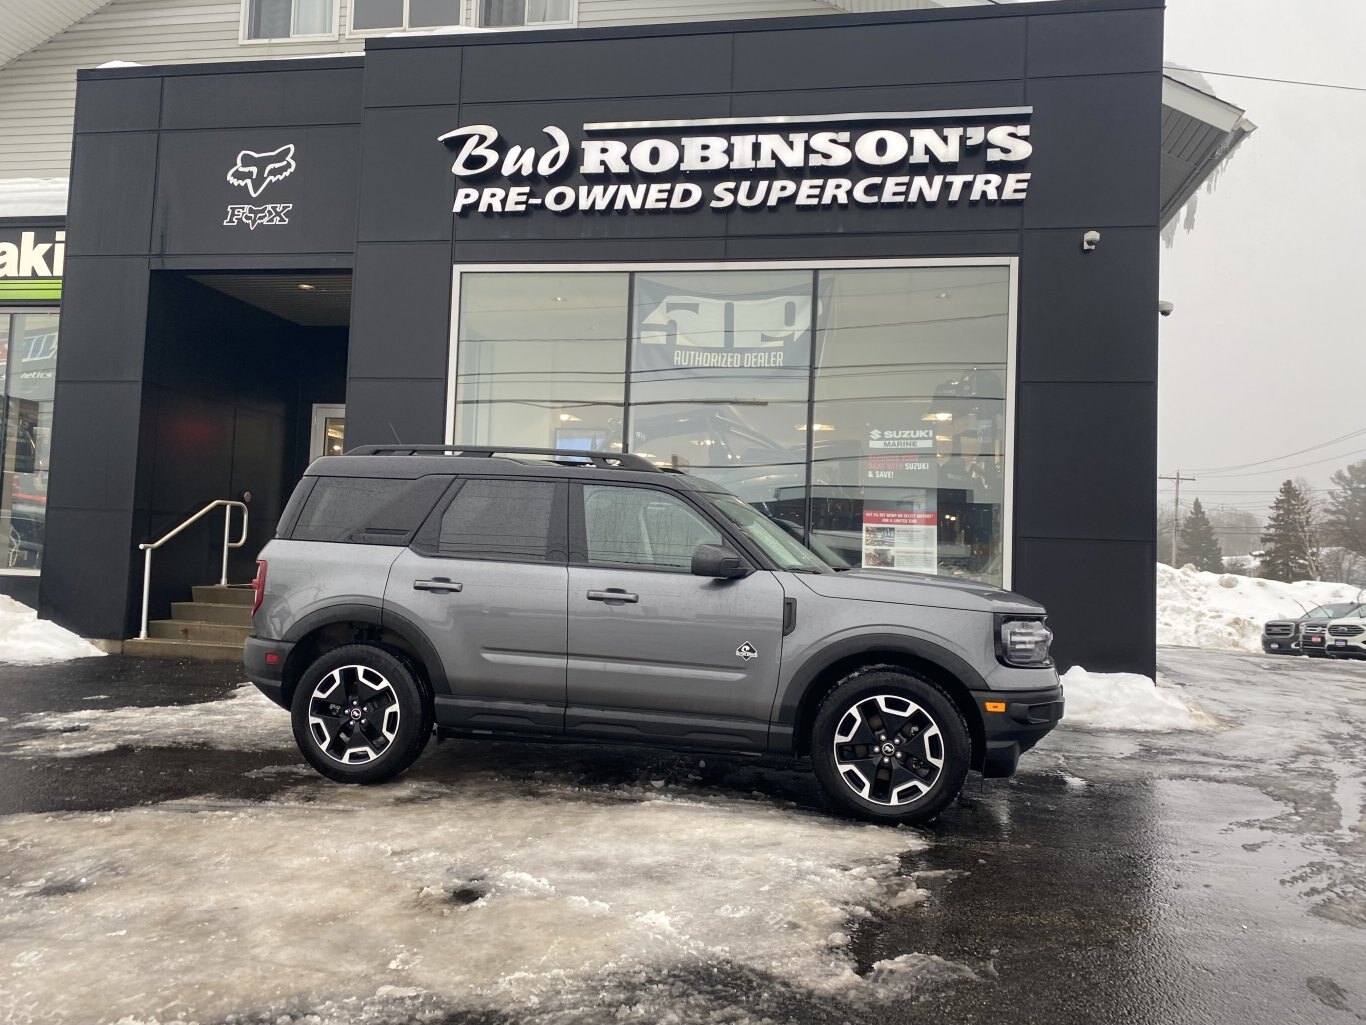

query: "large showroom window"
xmin=451 ymin=263 xmax=1013 ymax=586
xmin=0 ymin=311 xmax=59 ymax=573
xmin=454 ymin=272 xmax=629 ymax=453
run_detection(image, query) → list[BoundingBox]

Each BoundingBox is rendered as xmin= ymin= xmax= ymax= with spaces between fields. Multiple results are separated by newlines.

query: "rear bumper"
xmin=244 ymin=635 xmax=295 ymax=708
xmin=969 ymin=684 xmax=1064 ymax=778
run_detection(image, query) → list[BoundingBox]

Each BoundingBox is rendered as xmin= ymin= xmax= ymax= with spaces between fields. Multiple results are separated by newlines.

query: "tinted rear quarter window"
xmin=436 ymin=478 xmax=558 ymax=562
xmin=291 ymin=475 xmax=451 ymax=544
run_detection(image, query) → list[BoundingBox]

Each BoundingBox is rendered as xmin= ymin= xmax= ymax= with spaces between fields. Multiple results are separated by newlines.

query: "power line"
xmin=1200 ymin=446 xmax=1366 ymax=480
xmin=1166 ymin=65 xmax=1366 ymax=94
xmin=1183 ymin=427 xmax=1366 ymax=474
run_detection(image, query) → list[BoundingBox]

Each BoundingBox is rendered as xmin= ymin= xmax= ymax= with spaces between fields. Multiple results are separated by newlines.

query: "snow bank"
xmin=1061 ymin=666 xmax=1216 ymax=732
xmin=0 ymin=596 xmax=104 ymax=664
xmin=1157 ymin=563 xmax=1361 ymax=653
xmin=0 ymin=780 xmax=943 ymax=1024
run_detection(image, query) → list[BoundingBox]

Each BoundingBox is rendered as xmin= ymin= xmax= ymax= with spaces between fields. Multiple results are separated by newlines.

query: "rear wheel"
xmin=290 ymin=644 xmax=432 ymax=784
xmin=811 ymin=668 xmax=971 ymax=826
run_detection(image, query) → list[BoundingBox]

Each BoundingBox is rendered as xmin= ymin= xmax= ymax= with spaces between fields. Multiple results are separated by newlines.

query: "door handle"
xmin=414 ymin=578 xmax=462 ymax=594
xmin=587 ymin=589 xmax=638 ymax=604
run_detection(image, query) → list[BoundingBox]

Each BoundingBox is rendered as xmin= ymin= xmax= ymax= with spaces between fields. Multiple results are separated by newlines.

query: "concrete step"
xmin=192 ymin=584 xmax=255 ymax=606
xmin=148 ymin=619 xmax=252 ymax=644
xmin=171 ymin=601 xmax=252 ymax=627
xmin=123 ymin=637 xmax=245 ymax=662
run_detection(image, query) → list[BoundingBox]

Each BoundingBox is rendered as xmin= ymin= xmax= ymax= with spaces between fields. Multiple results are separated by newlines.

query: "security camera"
xmin=1081 ymin=230 xmax=1100 ymax=252
xmin=1158 ymin=300 xmax=1175 ymax=317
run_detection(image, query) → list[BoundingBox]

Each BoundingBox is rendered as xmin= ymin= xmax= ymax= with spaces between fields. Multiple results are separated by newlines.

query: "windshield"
xmin=701 ymin=492 xmax=830 ymax=573
xmin=1309 ymin=604 xmax=1360 ymax=619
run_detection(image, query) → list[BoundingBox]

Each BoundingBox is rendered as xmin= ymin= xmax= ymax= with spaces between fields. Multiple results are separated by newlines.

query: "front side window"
xmin=583 ymin=485 xmax=722 ymax=571
xmin=481 ymin=0 xmax=573 ymax=27
xmin=351 ymin=0 xmax=461 ymax=32
xmin=438 ymin=478 xmax=558 ymax=562
xmin=245 ymin=0 xmax=335 ymax=39
xmin=1 ymin=312 xmax=58 ymax=573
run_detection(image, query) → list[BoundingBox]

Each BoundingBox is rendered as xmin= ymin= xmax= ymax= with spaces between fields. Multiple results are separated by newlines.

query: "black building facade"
xmin=40 ymin=0 xmax=1163 ymax=674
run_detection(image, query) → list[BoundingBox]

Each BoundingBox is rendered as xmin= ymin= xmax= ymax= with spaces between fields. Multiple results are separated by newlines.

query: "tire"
xmin=290 ymin=644 xmax=433 ymax=784
xmin=810 ymin=668 xmax=971 ymax=826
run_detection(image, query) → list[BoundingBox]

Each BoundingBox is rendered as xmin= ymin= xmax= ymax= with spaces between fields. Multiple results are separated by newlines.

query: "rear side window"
xmin=290 ymin=475 xmax=451 ymax=544
xmin=435 ymin=478 xmax=559 ymax=562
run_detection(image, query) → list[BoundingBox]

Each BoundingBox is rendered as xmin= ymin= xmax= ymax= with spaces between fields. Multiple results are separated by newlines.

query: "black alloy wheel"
xmin=811 ymin=668 xmax=970 ymax=825
xmin=290 ymin=644 xmax=432 ymax=784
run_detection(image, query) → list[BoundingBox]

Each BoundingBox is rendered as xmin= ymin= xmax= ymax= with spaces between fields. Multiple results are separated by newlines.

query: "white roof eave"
xmin=0 ymin=0 xmax=116 ymax=71
xmin=1162 ymin=74 xmax=1253 ymax=135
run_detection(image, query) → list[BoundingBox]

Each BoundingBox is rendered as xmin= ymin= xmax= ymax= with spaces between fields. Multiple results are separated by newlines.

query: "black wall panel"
xmin=71 ymin=75 xmax=162 ymax=134
xmin=153 ymin=125 xmax=361 ymax=256
xmin=348 ymin=242 xmax=454 ymax=380
xmin=1026 ymin=9 xmax=1165 ymax=79
xmin=1014 ymin=537 xmax=1157 ymax=674
xmin=161 ymin=66 xmax=364 ymax=129
xmin=52 ymin=258 xmax=152 ymax=382
xmin=64 ymin=133 xmax=158 ymax=257
xmin=357 ymin=106 xmax=460 ymax=243
xmin=1022 ymin=73 xmax=1163 ymax=229
xmin=460 ymin=35 xmax=734 ymax=103
xmin=1013 ymin=382 xmax=1158 ymax=543
xmin=1017 ymin=228 xmax=1159 ymax=384
xmin=344 ymin=378 xmax=448 ymax=449
xmin=730 ymin=18 xmax=1025 ymax=92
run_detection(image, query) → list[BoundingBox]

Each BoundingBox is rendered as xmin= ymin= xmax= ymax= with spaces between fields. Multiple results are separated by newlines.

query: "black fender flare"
xmin=281 ymin=603 xmax=449 ymax=697
xmin=775 ymin=632 xmax=988 ymax=753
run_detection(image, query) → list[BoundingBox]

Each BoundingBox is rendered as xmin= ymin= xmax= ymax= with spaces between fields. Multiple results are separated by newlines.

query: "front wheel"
xmin=811 ymin=668 xmax=971 ymax=826
xmin=290 ymin=644 xmax=432 ymax=784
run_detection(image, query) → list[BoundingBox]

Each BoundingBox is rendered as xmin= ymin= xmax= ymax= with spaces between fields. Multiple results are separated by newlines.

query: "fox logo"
xmin=227 ymin=145 xmax=297 ymax=198
xmin=224 ymin=204 xmax=292 ymax=229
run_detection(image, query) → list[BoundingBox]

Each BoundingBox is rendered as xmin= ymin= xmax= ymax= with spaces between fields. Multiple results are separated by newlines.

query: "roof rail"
xmin=343 ymin=444 xmax=662 ymax=473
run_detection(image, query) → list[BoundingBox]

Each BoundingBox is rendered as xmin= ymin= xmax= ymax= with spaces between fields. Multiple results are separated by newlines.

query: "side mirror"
xmin=691 ymin=543 xmax=748 ymax=579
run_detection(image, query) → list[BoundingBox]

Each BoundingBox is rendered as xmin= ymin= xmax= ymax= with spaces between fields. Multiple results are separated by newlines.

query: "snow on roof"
xmin=0 ymin=178 xmax=68 ymax=219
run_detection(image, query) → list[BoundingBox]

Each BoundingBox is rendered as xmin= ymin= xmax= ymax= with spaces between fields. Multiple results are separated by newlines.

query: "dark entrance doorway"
xmin=134 ymin=271 xmax=349 ymax=628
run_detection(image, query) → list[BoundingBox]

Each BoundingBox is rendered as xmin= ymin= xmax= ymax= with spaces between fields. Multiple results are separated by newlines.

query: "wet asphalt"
xmin=1 ymin=648 xmax=1365 ymax=1024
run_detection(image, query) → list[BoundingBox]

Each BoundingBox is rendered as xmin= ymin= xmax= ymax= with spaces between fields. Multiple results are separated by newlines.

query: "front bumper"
xmin=1326 ymin=634 xmax=1366 ymax=659
xmin=969 ymin=683 xmax=1064 ymax=778
xmin=244 ymin=635 xmax=295 ymax=708
xmin=1261 ymin=635 xmax=1299 ymax=654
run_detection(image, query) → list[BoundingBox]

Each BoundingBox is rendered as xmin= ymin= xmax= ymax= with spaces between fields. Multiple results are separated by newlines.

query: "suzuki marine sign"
xmin=438 ymin=107 xmax=1033 ymax=216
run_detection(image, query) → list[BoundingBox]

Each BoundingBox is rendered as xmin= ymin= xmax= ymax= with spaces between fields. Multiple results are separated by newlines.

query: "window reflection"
xmin=1 ymin=312 xmax=59 ymax=572
xmin=452 ymin=264 xmax=1012 ymax=587
xmin=455 ymin=272 xmax=628 ymax=452
xmin=811 ymin=268 xmax=1009 ymax=584
xmin=629 ymin=271 xmax=811 ymax=508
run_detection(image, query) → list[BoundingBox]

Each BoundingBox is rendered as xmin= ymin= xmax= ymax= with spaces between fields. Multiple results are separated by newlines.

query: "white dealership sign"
xmin=438 ymin=107 xmax=1033 ymax=216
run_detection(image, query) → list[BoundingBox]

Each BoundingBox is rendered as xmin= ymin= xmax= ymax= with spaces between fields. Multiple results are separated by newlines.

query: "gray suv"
xmin=245 ymin=446 xmax=1063 ymax=826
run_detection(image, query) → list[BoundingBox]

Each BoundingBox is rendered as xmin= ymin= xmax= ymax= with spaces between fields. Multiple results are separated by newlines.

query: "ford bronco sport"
xmin=245 ymin=446 xmax=1063 ymax=825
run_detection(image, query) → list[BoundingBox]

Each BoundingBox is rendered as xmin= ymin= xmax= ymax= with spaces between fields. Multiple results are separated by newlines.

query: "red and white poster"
xmin=862 ymin=494 xmax=938 ymax=573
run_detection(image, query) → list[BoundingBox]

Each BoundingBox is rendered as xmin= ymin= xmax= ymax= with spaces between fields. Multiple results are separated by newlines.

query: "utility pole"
xmin=1159 ymin=471 xmax=1196 ymax=565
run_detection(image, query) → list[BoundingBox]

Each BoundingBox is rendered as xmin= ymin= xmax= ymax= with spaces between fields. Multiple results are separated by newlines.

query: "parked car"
xmin=1261 ymin=602 xmax=1364 ymax=656
xmin=244 ymin=446 xmax=1063 ymax=826
xmin=1322 ymin=607 xmax=1366 ymax=660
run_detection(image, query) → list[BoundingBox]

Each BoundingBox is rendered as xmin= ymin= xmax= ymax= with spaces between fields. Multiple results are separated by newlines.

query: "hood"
xmin=796 ymin=569 xmax=1045 ymax=616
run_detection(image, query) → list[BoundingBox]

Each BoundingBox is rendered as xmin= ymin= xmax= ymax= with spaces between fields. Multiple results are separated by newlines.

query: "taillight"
xmin=251 ymin=560 xmax=267 ymax=616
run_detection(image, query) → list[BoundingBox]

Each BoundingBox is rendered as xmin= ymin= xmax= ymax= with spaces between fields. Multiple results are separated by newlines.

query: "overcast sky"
xmin=1155 ymin=0 xmax=1366 ymax=517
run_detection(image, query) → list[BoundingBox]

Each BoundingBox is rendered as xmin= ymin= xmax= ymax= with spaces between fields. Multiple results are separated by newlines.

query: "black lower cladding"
xmin=244 ymin=635 xmax=294 ymax=708
xmin=970 ymin=684 xmax=1064 ymax=778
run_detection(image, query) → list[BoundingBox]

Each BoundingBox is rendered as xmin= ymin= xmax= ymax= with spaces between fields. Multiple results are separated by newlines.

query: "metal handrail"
xmin=137 ymin=500 xmax=249 ymax=640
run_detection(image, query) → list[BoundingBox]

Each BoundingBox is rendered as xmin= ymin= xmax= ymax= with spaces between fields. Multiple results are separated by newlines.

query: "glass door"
xmin=310 ymin=404 xmax=346 ymax=461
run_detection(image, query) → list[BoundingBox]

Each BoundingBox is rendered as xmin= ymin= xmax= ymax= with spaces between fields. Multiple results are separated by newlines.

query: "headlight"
xmin=998 ymin=618 xmax=1053 ymax=667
